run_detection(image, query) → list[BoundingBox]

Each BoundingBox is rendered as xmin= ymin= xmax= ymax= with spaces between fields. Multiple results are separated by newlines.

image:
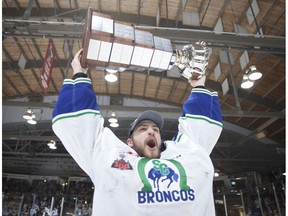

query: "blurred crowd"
xmin=2 ymin=178 xmax=94 ymax=216
xmin=2 ymin=170 xmax=285 ymax=216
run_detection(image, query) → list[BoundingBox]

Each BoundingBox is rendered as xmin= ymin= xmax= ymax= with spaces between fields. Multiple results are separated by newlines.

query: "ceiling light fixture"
xmin=27 ymin=113 xmax=37 ymax=125
xmin=108 ymin=112 xmax=118 ymax=123
xmin=247 ymin=65 xmax=262 ymax=80
xmin=118 ymin=67 xmax=127 ymax=72
xmin=110 ymin=122 xmax=119 ymax=128
xmin=23 ymin=108 xmax=38 ymax=124
xmin=105 ymin=68 xmax=118 ymax=82
xmin=108 ymin=112 xmax=119 ymax=127
xmin=241 ymin=74 xmax=254 ymax=89
xmin=23 ymin=108 xmax=33 ymax=120
xmin=106 ymin=68 xmax=118 ymax=73
xmin=47 ymin=140 xmax=57 ymax=149
xmin=105 ymin=72 xmax=118 ymax=82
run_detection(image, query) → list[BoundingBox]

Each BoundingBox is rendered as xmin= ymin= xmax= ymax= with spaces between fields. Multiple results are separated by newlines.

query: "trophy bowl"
xmin=173 ymin=41 xmax=209 ymax=80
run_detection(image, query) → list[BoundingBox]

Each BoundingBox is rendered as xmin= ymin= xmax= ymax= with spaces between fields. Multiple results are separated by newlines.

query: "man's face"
xmin=127 ymin=120 xmax=162 ymax=159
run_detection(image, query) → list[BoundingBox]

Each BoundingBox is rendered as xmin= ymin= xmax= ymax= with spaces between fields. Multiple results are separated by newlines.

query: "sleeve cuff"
xmin=193 ymin=85 xmax=206 ymax=89
xmin=72 ymin=73 xmax=88 ymax=80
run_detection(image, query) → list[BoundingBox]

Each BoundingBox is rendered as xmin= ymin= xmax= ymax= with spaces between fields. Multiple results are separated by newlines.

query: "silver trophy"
xmin=171 ymin=41 xmax=209 ymax=80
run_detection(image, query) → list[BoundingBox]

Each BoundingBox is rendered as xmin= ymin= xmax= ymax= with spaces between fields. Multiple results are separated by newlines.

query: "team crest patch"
xmin=111 ymin=153 xmax=133 ymax=170
xmin=137 ymin=158 xmax=195 ymax=204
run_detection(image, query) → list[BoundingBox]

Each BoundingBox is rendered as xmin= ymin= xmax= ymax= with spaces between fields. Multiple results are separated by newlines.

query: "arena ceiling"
xmin=2 ymin=0 xmax=285 ymax=178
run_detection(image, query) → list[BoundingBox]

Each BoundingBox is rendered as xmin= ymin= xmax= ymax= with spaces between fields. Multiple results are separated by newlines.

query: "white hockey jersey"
xmin=52 ymin=77 xmax=223 ymax=216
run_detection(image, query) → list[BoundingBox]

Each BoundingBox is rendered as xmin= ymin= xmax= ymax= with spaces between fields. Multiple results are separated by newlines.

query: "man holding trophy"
xmin=52 ymin=12 xmax=223 ymax=215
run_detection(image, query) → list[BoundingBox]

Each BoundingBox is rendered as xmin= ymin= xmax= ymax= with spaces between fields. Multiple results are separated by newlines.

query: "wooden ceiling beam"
xmin=174 ymin=0 xmax=182 ymax=27
xmin=35 ymin=0 xmax=40 ymax=9
xmin=143 ymin=71 xmax=149 ymax=97
xmin=211 ymin=0 xmax=229 ymax=27
xmin=3 ymin=7 xmax=285 ymax=51
xmin=117 ymin=0 xmax=121 ymax=14
xmin=30 ymin=68 xmax=43 ymax=90
xmin=137 ymin=0 xmax=142 ymax=19
xmin=10 ymin=0 xmax=20 ymax=10
xmin=130 ymin=71 xmax=135 ymax=98
xmin=166 ymin=79 xmax=176 ymax=103
xmin=2 ymin=47 xmax=14 ymax=62
xmin=154 ymin=72 xmax=163 ymax=99
xmin=18 ymin=71 xmax=34 ymax=95
xmin=22 ymin=0 xmax=35 ymax=20
xmin=2 ymin=58 xmax=284 ymax=112
xmin=97 ymin=0 xmax=101 ymax=12
xmin=199 ymin=0 xmax=212 ymax=26
xmin=3 ymin=72 xmax=23 ymax=96
xmin=259 ymin=0 xmax=281 ymax=31
xmin=238 ymin=109 xmax=285 ymax=145
xmin=271 ymin=11 xmax=285 ymax=36
xmin=178 ymin=81 xmax=189 ymax=104
xmin=53 ymin=0 xmax=60 ymax=11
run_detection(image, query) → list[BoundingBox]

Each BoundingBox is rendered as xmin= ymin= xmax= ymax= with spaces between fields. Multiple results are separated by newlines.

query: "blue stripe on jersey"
xmin=181 ymin=88 xmax=222 ymax=124
xmin=52 ymin=78 xmax=99 ymax=118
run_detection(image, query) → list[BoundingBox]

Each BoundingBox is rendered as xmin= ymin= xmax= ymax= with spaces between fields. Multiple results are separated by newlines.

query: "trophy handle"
xmin=80 ymin=7 xmax=93 ymax=68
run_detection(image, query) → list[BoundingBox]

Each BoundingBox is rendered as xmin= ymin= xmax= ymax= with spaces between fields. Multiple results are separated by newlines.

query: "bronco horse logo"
xmin=148 ymin=167 xmax=179 ymax=190
xmin=137 ymin=158 xmax=195 ymax=204
xmin=138 ymin=158 xmax=190 ymax=192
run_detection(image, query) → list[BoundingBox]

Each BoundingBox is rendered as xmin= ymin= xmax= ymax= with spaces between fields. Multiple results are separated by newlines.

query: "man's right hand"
xmin=71 ymin=49 xmax=88 ymax=75
xmin=188 ymin=75 xmax=206 ymax=88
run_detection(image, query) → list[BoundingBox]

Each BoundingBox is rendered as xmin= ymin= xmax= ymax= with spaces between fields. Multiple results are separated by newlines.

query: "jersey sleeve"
xmin=52 ymin=77 xmax=104 ymax=178
xmin=173 ymin=87 xmax=223 ymax=154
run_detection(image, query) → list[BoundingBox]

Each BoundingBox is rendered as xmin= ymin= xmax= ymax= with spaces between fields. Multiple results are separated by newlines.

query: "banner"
xmin=40 ymin=39 xmax=55 ymax=94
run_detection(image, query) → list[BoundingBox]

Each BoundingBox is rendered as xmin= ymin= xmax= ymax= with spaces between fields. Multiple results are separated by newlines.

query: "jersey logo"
xmin=148 ymin=163 xmax=179 ymax=191
xmin=137 ymin=158 xmax=195 ymax=204
xmin=111 ymin=153 xmax=133 ymax=170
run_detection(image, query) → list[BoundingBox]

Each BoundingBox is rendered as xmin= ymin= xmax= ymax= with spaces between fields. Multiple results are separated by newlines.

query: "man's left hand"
xmin=71 ymin=49 xmax=88 ymax=75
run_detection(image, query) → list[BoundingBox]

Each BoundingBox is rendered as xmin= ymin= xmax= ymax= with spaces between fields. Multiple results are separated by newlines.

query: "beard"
xmin=131 ymin=137 xmax=161 ymax=159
